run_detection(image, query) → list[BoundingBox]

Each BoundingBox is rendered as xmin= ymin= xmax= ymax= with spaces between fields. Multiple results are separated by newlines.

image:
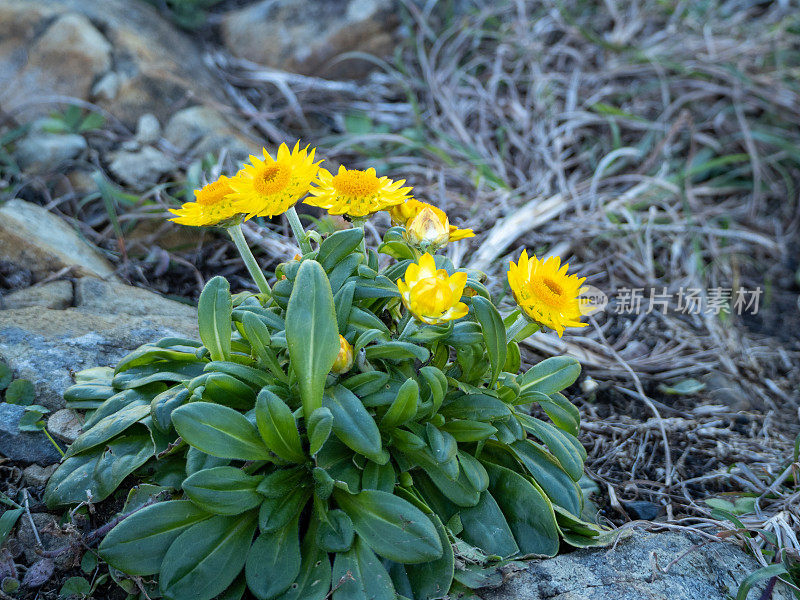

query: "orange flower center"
xmin=196 ymin=180 xmax=233 ymax=206
xmin=253 ymin=163 xmax=291 ymax=196
xmin=332 ymin=170 xmax=380 ymax=198
xmin=529 ymin=275 xmax=566 ymax=308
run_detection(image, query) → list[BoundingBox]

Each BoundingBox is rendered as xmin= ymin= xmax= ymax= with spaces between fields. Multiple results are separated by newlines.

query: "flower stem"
xmin=506 ymin=314 xmax=539 ymax=342
xmin=42 ymin=427 xmax=64 ymax=457
xmin=228 ymin=224 xmax=272 ymax=298
xmin=285 ymin=206 xmax=312 ymax=254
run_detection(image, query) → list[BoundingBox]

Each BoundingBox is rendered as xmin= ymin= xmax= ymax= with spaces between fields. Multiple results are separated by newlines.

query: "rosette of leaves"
xmin=45 ymin=227 xmax=605 ymax=600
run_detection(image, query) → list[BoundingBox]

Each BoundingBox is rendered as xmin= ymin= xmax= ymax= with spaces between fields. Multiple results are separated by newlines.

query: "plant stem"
xmin=285 ymin=205 xmax=312 ymax=254
xmin=228 ymin=224 xmax=272 ymax=298
xmin=506 ymin=314 xmax=539 ymax=341
xmin=42 ymin=427 xmax=64 ymax=457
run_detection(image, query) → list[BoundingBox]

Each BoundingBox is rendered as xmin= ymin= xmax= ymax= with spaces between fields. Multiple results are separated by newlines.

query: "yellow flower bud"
xmin=388 ymin=199 xmax=474 ymax=242
xmin=406 ymin=207 xmax=450 ymax=250
xmin=397 ymin=253 xmax=469 ymax=325
xmin=331 ymin=335 xmax=354 ymax=374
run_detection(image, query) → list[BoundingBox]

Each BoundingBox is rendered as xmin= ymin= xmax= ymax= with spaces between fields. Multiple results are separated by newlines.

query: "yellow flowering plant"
xmin=45 ymin=142 xmax=606 ymax=600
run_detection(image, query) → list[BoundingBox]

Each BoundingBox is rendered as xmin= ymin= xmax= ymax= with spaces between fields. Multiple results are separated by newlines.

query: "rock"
xmin=480 ymin=531 xmax=793 ymax=600
xmin=22 ymin=464 xmax=57 ymax=488
xmin=220 ymin=0 xmax=397 ymax=79
xmin=0 ymin=278 xmax=197 ymax=410
xmin=14 ymin=513 xmax=79 ymax=569
xmin=1 ymin=281 xmax=73 ymax=310
xmin=73 ymin=278 xmax=195 ymax=320
xmin=0 ymin=403 xmax=62 ymax=465
xmin=21 ymin=558 xmax=54 ymax=588
xmin=46 ymin=408 xmax=83 ymax=444
xmin=164 ymin=106 xmax=254 ymax=161
xmin=108 ymin=146 xmax=177 ymax=190
xmin=705 ymin=372 xmax=752 ymax=411
xmin=0 ymin=199 xmax=115 ymax=281
xmin=0 ymin=0 xmax=233 ymax=126
xmin=621 ymin=500 xmax=662 ymax=521
xmin=14 ymin=133 xmax=87 ymax=172
xmin=135 ymin=113 xmax=161 ymax=145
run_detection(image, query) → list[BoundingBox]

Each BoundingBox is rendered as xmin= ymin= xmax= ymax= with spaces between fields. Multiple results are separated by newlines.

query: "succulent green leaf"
xmin=324 ymin=385 xmax=386 ymax=464
xmin=258 ymin=487 xmax=310 ymax=533
xmin=98 ymin=500 xmax=210 ymax=575
xmin=317 ymin=228 xmax=364 ymax=272
xmin=197 ymin=276 xmax=232 ymax=362
xmin=286 ymin=260 xmax=340 ymax=419
xmin=315 ymin=509 xmax=354 ymax=552
xmin=334 ymin=489 xmax=443 ymax=564
xmin=159 ymin=512 xmax=257 ymax=600
xmin=470 ymin=296 xmax=507 ymax=385
xmin=255 ymin=389 xmax=306 ymax=463
xmin=172 ymin=402 xmax=271 ymax=461
xmin=381 ymin=378 xmax=419 ymax=429
xmin=182 ymin=466 xmax=262 ymax=515
xmin=246 ymin=517 xmax=302 ymax=599
xmin=332 ymin=536 xmax=395 ymax=600
xmin=518 ymin=356 xmax=581 ymax=395
xmin=459 ymin=490 xmax=519 ymax=558
xmin=308 ymin=406 xmax=334 ymax=456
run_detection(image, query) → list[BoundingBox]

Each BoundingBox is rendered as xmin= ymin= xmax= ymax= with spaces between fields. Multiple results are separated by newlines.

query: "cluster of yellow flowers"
xmin=170 ymin=142 xmax=589 ymax=337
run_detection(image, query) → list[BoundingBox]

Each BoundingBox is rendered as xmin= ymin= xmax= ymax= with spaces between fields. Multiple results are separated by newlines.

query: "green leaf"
xmin=308 ymin=407 xmax=334 ymax=456
xmin=172 ymin=402 xmax=271 ymax=461
xmin=365 ymin=341 xmax=430 ymax=363
xmin=422 ymin=462 xmax=481 ymax=508
xmin=316 ymin=509 xmax=354 ymax=552
xmin=439 ymin=420 xmax=497 ymax=442
xmin=458 ymin=491 xmax=519 ymax=558
xmin=59 ymin=576 xmax=91 ymax=598
xmin=516 ymin=414 xmax=584 ymax=481
xmin=657 ymin=378 xmax=706 ymax=395
xmin=159 ymin=512 xmax=257 ymax=600
xmin=286 ymin=260 xmax=340 ymax=419
xmin=483 ymin=461 xmax=560 ymax=556
xmin=255 ymin=389 xmax=306 ymax=463
xmin=419 ymin=366 xmax=447 ymax=412
xmin=258 ymin=487 xmax=310 ymax=533
xmin=0 ymin=361 xmax=12 ymax=390
xmin=381 ymin=378 xmax=419 ymax=429
xmin=510 ymin=439 xmax=583 ymax=516
xmin=737 ymin=563 xmax=789 ymax=600
xmin=5 ymin=379 xmax=35 ymax=405
xmin=332 ymin=536 xmax=395 ymax=600
xmin=518 ymin=356 xmax=581 ymax=395
xmin=317 ymin=228 xmax=364 ymax=272
xmin=538 ymin=392 xmax=580 ymax=436
xmin=324 ymin=386 xmax=386 ymax=464
xmin=65 ymin=403 xmax=149 ymax=457
xmin=99 ymin=500 xmax=210 ymax=575
xmin=471 ymin=296 xmax=507 ymax=385
xmin=198 ymin=276 xmax=232 ymax=362
xmin=439 ymin=394 xmax=511 ymax=422
xmin=182 ymin=467 xmax=262 ymax=515
xmin=246 ymin=517 xmax=302 ymax=600
xmin=273 ymin=526 xmax=331 ymax=600
xmin=0 ymin=507 xmax=23 ymax=546
xmin=334 ymin=489 xmax=443 ymax=564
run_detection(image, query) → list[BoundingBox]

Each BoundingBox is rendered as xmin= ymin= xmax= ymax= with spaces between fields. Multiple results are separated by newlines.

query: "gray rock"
xmin=21 ymin=558 xmax=53 ymax=588
xmin=46 ymin=408 xmax=82 ymax=444
xmin=14 ymin=513 xmax=79 ymax=569
xmin=108 ymin=145 xmax=177 ymax=190
xmin=0 ymin=279 xmax=197 ymax=410
xmin=0 ymin=403 xmax=62 ymax=465
xmin=22 ymin=464 xmax=57 ymax=488
xmin=14 ymin=133 xmax=87 ymax=171
xmin=705 ymin=372 xmax=752 ymax=411
xmin=621 ymin=500 xmax=662 ymax=521
xmin=1 ymin=280 xmax=73 ymax=310
xmin=479 ymin=531 xmax=793 ymax=600
xmin=135 ymin=113 xmax=161 ymax=145
xmin=163 ymin=106 xmax=254 ymax=161
xmin=0 ymin=199 xmax=115 ymax=281
xmin=220 ymin=0 xmax=397 ymax=79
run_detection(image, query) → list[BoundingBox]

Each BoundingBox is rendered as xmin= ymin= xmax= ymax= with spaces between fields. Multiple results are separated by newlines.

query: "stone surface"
xmin=479 ymin=531 xmax=793 ymax=600
xmin=14 ymin=513 xmax=79 ymax=569
xmin=1 ymin=281 xmax=73 ymax=310
xmin=107 ymin=146 xmax=178 ymax=191
xmin=23 ymin=464 xmax=57 ymax=488
xmin=220 ymin=0 xmax=397 ymax=79
xmin=621 ymin=500 xmax=662 ymax=521
xmin=134 ymin=113 xmax=161 ymax=145
xmin=46 ymin=408 xmax=82 ymax=444
xmin=0 ymin=403 xmax=62 ymax=465
xmin=0 ymin=278 xmax=197 ymax=410
xmin=14 ymin=133 xmax=87 ymax=172
xmin=0 ymin=0 xmax=233 ymax=126
xmin=0 ymin=199 xmax=115 ymax=281
xmin=164 ymin=106 xmax=254 ymax=161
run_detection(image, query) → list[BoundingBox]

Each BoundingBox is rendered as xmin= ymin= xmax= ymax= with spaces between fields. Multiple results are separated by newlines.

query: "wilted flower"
xmin=507 ymin=250 xmax=588 ymax=337
xmin=306 ymin=166 xmax=411 ymax=217
xmin=397 ymin=253 xmax=468 ymax=325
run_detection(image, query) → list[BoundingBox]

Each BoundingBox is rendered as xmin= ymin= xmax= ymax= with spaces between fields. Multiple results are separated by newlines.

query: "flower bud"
xmin=406 ymin=207 xmax=450 ymax=250
xmin=331 ymin=335 xmax=354 ymax=374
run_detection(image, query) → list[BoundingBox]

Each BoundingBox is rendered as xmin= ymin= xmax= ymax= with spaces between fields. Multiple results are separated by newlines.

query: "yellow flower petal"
xmin=169 ymin=175 xmax=239 ymax=227
xmin=397 ymin=253 xmax=469 ymax=325
xmin=306 ymin=165 xmax=412 ymax=217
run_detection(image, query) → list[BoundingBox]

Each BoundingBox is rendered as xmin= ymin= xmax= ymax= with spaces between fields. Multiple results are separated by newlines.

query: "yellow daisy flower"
xmin=397 ymin=253 xmax=469 ymax=325
xmin=306 ymin=166 xmax=412 ymax=217
xmin=168 ymin=175 xmax=239 ymax=227
xmin=229 ymin=142 xmax=320 ymax=219
xmin=507 ymin=250 xmax=589 ymax=337
xmin=389 ymin=199 xmax=474 ymax=242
